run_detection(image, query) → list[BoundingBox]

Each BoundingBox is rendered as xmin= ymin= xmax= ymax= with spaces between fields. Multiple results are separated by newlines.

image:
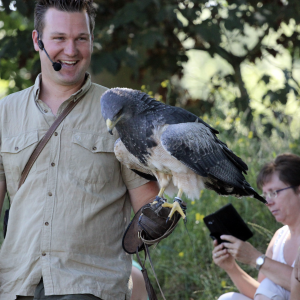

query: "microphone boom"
xmin=37 ymin=32 xmax=62 ymax=72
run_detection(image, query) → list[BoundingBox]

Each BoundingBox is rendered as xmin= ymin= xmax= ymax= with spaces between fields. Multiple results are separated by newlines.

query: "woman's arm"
xmin=291 ymin=250 xmax=300 ymax=300
xmin=222 ymin=229 xmax=293 ymax=291
xmin=294 ymin=246 xmax=300 ymax=282
xmin=212 ymin=240 xmax=260 ymax=299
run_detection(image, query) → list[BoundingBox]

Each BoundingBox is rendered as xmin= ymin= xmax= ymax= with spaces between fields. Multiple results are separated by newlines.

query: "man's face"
xmin=33 ymin=8 xmax=93 ymax=87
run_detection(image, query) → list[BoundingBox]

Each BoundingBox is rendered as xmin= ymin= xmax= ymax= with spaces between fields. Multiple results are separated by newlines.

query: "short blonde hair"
xmin=34 ymin=0 xmax=96 ymax=38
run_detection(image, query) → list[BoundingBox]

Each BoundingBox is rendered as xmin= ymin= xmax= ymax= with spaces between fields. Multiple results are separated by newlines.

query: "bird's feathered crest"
xmin=106 ymin=88 xmax=160 ymax=114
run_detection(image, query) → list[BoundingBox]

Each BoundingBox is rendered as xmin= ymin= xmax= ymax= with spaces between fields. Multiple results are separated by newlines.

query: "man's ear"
xmin=32 ymin=30 xmax=40 ymax=52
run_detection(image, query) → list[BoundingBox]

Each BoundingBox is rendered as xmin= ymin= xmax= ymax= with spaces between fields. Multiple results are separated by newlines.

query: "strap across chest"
xmin=18 ymin=99 xmax=81 ymax=189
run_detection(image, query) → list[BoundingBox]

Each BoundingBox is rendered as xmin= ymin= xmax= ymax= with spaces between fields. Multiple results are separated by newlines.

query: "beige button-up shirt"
xmin=0 ymin=74 xmax=148 ymax=300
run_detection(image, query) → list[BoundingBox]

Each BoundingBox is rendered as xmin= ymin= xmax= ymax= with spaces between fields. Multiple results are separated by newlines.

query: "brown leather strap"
xmin=18 ymin=99 xmax=81 ymax=189
xmin=136 ymin=248 xmax=158 ymax=300
xmin=136 ymin=246 xmax=166 ymax=300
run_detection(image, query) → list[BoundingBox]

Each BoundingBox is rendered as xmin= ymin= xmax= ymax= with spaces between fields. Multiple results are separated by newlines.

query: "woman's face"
xmin=263 ymin=172 xmax=300 ymax=225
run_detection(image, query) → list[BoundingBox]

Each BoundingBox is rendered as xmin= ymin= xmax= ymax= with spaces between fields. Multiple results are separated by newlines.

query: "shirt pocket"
xmin=1 ymin=131 xmax=39 ymax=182
xmin=70 ymin=131 xmax=116 ymax=184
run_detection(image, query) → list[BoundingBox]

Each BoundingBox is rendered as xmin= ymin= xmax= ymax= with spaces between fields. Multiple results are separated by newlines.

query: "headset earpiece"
xmin=36 ymin=30 xmax=62 ymax=72
xmin=38 ymin=39 xmax=44 ymax=51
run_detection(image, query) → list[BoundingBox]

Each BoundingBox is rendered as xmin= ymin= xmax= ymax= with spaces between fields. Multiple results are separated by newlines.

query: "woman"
xmin=212 ymin=153 xmax=300 ymax=300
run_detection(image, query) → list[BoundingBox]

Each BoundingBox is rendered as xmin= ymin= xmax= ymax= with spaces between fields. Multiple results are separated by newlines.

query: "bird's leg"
xmin=155 ymin=173 xmax=171 ymax=201
xmin=162 ymin=189 xmax=186 ymax=221
xmin=158 ymin=187 xmax=165 ymax=198
xmin=152 ymin=187 xmax=166 ymax=205
xmin=177 ymin=188 xmax=183 ymax=199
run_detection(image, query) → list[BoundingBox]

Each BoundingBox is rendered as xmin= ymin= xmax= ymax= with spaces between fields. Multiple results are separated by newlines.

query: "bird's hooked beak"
xmin=106 ymin=119 xmax=114 ymax=135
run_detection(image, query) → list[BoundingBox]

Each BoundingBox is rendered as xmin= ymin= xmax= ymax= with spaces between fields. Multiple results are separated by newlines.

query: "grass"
xmin=0 ymin=118 xmax=299 ymax=299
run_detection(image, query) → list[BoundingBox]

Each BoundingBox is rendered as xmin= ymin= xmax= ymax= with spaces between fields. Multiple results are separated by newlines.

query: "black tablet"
xmin=203 ymin=203 xmax=253 ymax=244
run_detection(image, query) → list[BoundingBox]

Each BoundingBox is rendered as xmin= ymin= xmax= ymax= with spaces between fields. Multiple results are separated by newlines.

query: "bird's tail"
xmin=239 ymin=181 xmax=267 ymax=204
xmin=205 ymin=177 xmax=267 ymax=204
xmin=251 ymin=190 xmax=267 ymax=204
xmin=241 ymin=179 xmax=266 ymax=204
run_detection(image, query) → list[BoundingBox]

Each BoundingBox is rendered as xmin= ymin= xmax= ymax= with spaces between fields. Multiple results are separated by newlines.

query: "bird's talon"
xmin=162 ymin=199 xmax=186 ymax=220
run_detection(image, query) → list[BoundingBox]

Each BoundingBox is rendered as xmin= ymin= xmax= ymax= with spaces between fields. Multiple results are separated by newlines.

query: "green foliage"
xmin=1 ymin=0 xmax=299 ymax=132
xmin=0 ymin=2 xmax=299 ymax=298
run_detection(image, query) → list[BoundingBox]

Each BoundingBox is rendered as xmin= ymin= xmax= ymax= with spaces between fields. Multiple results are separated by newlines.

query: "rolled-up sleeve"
xmin=121 ymin=164 xmax=149 ymax=190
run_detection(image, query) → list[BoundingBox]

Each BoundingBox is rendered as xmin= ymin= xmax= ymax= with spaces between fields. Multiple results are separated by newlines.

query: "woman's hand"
xmin=221 ymin=235 xmax=262 ymax=267
xmin=212 ymin=239 xmax=236 ymax=272
xmin=294 ymin=247 xmax=300 ymax=282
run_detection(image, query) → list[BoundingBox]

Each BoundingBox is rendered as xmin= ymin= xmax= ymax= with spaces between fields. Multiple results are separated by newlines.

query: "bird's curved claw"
xmin=163 ymin=197 xmax=187 ymax=222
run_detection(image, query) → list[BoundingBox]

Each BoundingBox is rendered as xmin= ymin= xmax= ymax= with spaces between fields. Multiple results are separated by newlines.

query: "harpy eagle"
xmin=100 ymin=88 xmax=266 ymax=220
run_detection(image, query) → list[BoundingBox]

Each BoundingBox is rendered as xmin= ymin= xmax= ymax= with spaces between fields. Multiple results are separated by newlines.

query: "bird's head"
xmin=100 ymin=88 xmax=144 ymax=135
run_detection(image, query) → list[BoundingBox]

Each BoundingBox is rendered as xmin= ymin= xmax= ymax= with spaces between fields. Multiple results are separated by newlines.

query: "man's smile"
xmin=59 ymin=60 xmax=79 ymax=67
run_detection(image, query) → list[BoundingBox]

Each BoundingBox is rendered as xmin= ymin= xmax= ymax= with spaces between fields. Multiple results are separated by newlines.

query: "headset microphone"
xmin=37 ymin=32 xmax=62 ymax=71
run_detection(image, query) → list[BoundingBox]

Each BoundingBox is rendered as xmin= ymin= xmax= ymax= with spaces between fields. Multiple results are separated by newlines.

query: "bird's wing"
xmin=160 ymin=123 xmax=247 ymax=188
xmin=153 ymin=105 xmax=247 ymax=173
xmin=143 ymin=100 xmax=219 ymax=135
xmin=162 ymin=105 xmax=219 ymax=135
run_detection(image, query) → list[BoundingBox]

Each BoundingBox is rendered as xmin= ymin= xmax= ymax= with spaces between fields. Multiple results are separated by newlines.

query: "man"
xmin=0 ymin=1 xmax=159 ymax=299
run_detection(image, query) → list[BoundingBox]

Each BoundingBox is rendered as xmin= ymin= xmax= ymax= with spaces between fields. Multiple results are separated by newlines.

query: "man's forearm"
xmin=0 ymin=181 xmax=7 ymax=216
xmin=129 ymin=181 xmax=159 ymax=213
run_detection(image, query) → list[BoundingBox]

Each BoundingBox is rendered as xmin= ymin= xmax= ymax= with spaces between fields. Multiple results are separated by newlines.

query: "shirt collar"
xmin=33 ymin=74 xmax=42 ymax=101
xmin=33 ymin=73 xmax=92 ymax=103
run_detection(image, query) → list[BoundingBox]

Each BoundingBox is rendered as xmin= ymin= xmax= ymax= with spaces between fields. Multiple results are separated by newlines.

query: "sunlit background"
xmin=0 ymin=1 xmax=299 ymax=299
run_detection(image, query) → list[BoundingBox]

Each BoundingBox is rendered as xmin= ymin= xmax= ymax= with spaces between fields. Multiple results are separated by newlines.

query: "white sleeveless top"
xmin=272 ymin=225 xmax=295 ymax=267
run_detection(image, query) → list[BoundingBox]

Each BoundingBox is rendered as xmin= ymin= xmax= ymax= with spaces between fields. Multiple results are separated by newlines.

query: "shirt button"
xmin=51 ymin=163 xmax=55 ymax=167
xmin=48 ymin=192 xmax=52 ymax=196
xmin=15 ymin=147 xmax=19 ymax=151
xmin=92 ymin=146 xmax=97 ymax=151
xmin=42 ymin=252 xmax=46 ymax=256
xmin=45 ymin=222 xmax=49 ymax=226
xmin=54 ymin=132 xmax=58 ymax=136
xmin=44 ymin=109 xmax=48 ymax=113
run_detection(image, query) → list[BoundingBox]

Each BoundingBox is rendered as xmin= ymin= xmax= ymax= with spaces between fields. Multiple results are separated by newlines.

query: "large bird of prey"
xmin=100 ymin=88 xmax=266 ymax=220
